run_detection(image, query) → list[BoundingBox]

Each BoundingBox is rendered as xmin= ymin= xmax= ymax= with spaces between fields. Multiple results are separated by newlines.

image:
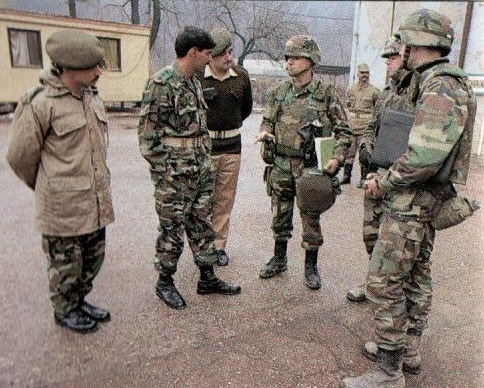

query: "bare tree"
xmin=209 ymin=0 xmax=308 ymax=66
xmin=67 ymin=0 xmax=76 ymax=17
xmin=150 ymin=0 xmax=161 ymax=49
xmin=130 ymin=0 xmax=139 ymax=24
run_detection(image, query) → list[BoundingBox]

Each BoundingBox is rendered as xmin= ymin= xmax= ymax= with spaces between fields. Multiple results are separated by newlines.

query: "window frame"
xmin=97 ymin=36 xmax=121 ymax=72
xmin=7 ymin=28 xmax=43 ymax=69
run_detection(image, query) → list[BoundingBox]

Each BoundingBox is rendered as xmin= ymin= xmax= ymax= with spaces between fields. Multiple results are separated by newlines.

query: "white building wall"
xmin=353 ymin=1 xmax=484 ymax=155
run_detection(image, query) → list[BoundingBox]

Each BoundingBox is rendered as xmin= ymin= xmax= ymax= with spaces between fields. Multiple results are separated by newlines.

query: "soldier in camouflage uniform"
xmin=6 ymin=30 xmax=114 ymax=333
xmin=344 ymin=9 xmax=477 ymax=388
xmin=138 ymin=26 xmax=241 ymax=310
xmin=341 ymin=63 xmax=380 ymax=187
xmin=256 ymin=35 xmax=352 ymax=290
xmin=346 ymin=36 xmax=410 ymax=303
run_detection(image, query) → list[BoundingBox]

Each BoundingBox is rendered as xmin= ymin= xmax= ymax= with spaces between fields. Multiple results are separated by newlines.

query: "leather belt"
xmin=162 ymin=136 xmax=204 ymax=148
xmin=209 ymin=129 xmax=240 ymax=139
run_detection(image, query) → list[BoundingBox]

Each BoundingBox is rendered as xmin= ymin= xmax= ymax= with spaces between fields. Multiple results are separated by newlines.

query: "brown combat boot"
xmin=344 ymin=347 xmax=405 ymax=388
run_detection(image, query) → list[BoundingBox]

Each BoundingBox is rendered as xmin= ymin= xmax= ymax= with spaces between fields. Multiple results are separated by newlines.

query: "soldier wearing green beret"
xmin=6 ymin=29 xmax=114 ymax=333
xmin=138 ymin=26 xmax=241 ymax=311
xmin=344 ymin=9 xmax=477 ymax=387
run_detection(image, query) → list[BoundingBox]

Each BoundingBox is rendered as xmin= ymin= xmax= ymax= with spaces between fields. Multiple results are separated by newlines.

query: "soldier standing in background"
xmin=138 ymin=26 xmax=241 ymax=311
xmin=341 ymin=63 xmax=380 ymax=187
xmin=344 ymin=9 xmax=476 ymax=387
xmin=256 ymin=35 xmax=352 ymax=290
xmin=6 ymin=30 xmax=114 ymax=333
xmin=346 ymin=36 xmax=410 ymax=303
xmin=200 ymin=27 xmax=253 ymax=267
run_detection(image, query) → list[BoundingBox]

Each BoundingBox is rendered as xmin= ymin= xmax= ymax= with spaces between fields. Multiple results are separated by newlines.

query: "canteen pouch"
xmin=431 ymin=195 xmax=479 ymax=230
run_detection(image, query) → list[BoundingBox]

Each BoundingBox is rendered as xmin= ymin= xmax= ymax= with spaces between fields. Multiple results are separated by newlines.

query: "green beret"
xmin=357 ymin=63 xmax=370 ymax=73
xmin=210 ymin=27 xmax=232 ymax=57
xmin=46 ymin=30 xmax=104 ymax=70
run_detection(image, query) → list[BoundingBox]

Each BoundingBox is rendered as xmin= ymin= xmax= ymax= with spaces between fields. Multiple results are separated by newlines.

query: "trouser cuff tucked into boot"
xmin=156 ymin=273 xmax=186 ymax=310
xmin=362 ymin=333 xmax=422 ymax=375
xmin=197 ymin=266 xmax=241 ymax=295
xmin=259 ymin=240 xmax=288 ymax=279
xmin=344 ymin=347 xmax=405 ymax=388
xmin=304 ymin=250 xmax=321 ymax=290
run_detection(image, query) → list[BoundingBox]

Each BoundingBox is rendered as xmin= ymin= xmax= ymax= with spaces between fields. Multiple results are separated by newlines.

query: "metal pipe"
xmin=459 ymin=1 xmax=473 ymax=68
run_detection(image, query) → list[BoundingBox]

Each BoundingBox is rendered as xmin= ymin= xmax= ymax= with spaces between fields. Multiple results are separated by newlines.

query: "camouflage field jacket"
xmin=378 ymin=58 xmax=477 ymax=220
xmin=260 ymin=77 xmax=352 ymax=166
xmin=138 ymin=62 xmax=211 ymax=170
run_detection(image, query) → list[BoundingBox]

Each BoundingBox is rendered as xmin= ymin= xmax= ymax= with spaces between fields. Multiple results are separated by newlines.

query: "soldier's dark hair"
xmin=175 ymin=26 xmax=215 ymax=58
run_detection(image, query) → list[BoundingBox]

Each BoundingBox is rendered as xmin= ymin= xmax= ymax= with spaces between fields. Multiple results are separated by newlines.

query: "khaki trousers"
xmin=211 ymin=153 xmax=241 ymax=250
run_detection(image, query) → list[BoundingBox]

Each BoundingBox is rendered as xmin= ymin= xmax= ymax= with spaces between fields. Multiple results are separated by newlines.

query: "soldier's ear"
xmin=188 ymin=47 xmax=198 ymax=57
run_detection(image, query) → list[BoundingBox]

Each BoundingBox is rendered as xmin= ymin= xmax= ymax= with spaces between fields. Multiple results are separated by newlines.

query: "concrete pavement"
xmin=0 ymin=112 xmax=482 ymax=387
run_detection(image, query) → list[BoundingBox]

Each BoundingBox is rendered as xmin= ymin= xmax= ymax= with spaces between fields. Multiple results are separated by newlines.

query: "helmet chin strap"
xmin=402 ymin=45 xmax=411 ymax=71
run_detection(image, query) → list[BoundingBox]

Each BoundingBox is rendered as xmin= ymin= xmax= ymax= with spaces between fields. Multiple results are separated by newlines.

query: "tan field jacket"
xmin=6 ymin=69 xmax=114 ymax=236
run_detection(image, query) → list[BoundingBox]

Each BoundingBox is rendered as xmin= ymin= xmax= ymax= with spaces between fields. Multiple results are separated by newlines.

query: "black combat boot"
xmin=79 ymin=299 xmax=111 ymax=322
xmin=156 ymin=273 xmax=187 ymax=310
xmin=340 ymin=163 xmax=353 ymax=185
xmin=259 ymin=240 xmax=288 ymax=278
xmin=54 ymin=309 xmax=98 ymax=333
xmin=304 ymin=250 xmax=321 ymax=290
xmin=357 ymin=165 xmax=369 ymax=188
xmin=197 ymin=266 xmax=241 ymax=295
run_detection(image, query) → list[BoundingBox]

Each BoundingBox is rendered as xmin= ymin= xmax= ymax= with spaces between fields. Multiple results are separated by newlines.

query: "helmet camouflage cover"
xmin=381 ymin=36 xmax=401 ymax=58
xmin=395 ymin=9 xmax=454 ymax=55
xmin=296 ymin=168 xmax=336 ymax=213
xmin=284 ymin=35 xmax=321 ymax=65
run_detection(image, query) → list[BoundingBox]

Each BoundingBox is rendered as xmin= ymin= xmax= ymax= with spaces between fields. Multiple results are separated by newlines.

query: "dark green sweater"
xmin=200 ymin=65 xmax=253 ymax=155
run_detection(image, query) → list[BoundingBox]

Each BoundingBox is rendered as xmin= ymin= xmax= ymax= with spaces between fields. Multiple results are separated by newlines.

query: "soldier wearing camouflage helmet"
xmin=138 ymin=26 xmax=241 ymax=311
xmin=344 ymin=9 xmax=477 ymax=388
xmin=6 ymin=30 xmax=114 ymax=333
xmin=346 ymin=35 xmax=411 ymax=305
xmin=256 ymin=35 xmax=352 ymax=290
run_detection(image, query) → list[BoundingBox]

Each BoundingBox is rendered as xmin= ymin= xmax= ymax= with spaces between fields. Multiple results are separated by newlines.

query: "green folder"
xmin=315 ymin=137 xmax=336 ymax=171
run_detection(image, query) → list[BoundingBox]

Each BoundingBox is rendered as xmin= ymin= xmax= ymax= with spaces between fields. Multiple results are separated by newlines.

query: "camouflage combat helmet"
xmin=381 ymin=36 xmax=401 ymax=58
xmin=395 ymin=9 xmax=454 ymax=56
xmin=296 ymin=168 xmax=336 ymax=213
xmin=284 ymin=35 xmax=321 ymax=65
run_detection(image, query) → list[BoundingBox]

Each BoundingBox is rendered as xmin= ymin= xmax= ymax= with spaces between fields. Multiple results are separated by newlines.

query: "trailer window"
xmin=8 ymin=28 xmax=43 ymax=68
xmin=98 ymin=37 xmax=121 ymax=72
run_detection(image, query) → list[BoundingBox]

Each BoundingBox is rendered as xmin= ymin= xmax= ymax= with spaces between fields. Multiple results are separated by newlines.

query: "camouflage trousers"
xmin=269 ymin=157 xmax=323 ymax=250
xmin=41 ymin=228 xmax=106 ymax=315
xmin=344 ymin=133 xmax=364 ymax=165
xmin=363 ymin=196 xmax=383 ymax=254
xmin=150 ymin=151 xmax=217 ymax=275
xmin=366 ymin=212 xmax=434 ymax=350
